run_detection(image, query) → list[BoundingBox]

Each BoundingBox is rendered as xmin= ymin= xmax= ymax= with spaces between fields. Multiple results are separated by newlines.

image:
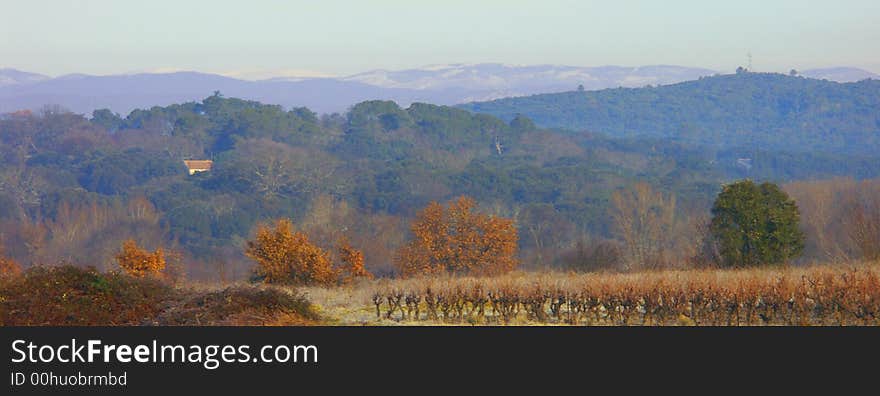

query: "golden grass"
xmin=300 ymin=262 xmax=880 ymax=326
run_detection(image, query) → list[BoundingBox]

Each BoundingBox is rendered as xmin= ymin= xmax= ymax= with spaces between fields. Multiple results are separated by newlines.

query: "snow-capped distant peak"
xmin=0 ymin=68 xmax=51 ymax=87
xmin=800 ymin=67 xmax=879 ymax=83
xmin=342 ymin=63 xmax=718 ymax=92
xmin=420 ymin=63 xmax=465 ymax=71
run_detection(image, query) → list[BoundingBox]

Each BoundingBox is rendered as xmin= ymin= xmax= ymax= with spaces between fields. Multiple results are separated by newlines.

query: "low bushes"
xmin=0 ymin=265 xmax=171 ymax=325
xmin=0 ymin=265 xmax=318 ymax=326
xmin=154 ymin=286 xmax=318 ymax=325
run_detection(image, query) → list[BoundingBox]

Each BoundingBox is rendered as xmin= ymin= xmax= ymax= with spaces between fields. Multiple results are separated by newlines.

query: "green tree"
xmin=710 ymin=180 xmax=804 ymax=267
xmin=509 ymin=114 xmax=536 ymax=132
xmin=91 ymin=109 xmax=123 ymax=132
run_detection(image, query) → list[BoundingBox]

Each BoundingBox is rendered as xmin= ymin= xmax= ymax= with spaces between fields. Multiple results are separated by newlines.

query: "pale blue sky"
xmin=2 ymin=0 xmax=878 ymax=78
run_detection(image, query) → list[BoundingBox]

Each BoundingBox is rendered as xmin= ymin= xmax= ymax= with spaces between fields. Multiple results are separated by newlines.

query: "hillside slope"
xmin=460 ymin=72 xmax=880 ymax=155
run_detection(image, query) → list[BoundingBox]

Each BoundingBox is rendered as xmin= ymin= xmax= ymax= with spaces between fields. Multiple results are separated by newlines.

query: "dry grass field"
xmin=300 ymin=262 xmax=880 ymax=326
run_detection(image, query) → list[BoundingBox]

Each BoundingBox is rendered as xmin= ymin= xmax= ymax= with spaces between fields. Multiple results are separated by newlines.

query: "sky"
xmin=2 ymin=0 xmax=879 ymax=78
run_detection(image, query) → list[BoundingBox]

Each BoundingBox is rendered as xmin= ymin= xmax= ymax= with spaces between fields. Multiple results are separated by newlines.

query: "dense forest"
xmin=460 ymin=72 xmax=880 ymax=157
xmin=1 ymin=90 xmax=877 ymax=279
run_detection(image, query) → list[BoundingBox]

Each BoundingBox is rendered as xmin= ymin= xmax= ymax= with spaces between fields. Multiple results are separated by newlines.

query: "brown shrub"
xmin=0 ymin=265 xmax=321 ymax=326
xmin=557 ymin=238 xmax=623 ymax=272
xmin=154 ymin=286 xmax=319 ymax=326
xmin=0 ymin=265 xmax=171 ymax=326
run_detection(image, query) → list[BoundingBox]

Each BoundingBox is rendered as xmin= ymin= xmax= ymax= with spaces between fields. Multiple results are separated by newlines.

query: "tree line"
xmin=1 ymin=94 xmax=878 ymax=280
xmin=43 ymin=177 xmax=825 ymax=286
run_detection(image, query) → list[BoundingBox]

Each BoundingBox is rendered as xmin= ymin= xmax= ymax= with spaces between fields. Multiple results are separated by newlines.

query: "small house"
xmin=183 ymin=160 xmax=213 ymax=175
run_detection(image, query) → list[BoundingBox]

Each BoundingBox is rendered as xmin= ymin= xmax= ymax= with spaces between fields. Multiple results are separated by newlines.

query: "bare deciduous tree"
xmin=610 ymin=182 xmax=676 ymax=270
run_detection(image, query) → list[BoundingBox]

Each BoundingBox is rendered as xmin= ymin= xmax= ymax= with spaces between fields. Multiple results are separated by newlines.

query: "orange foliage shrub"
xmin=245 ymin=219 xmax=337 ymax=286
xmin=115 ymin=239 xmax=166 ymax=277
xmin=0 ymin=244 xmax=22 ymax=277
xmin=395 ymin=196 xmax=518 ymax=277
xmin=335 ymin=237 xmax=372 ymax=283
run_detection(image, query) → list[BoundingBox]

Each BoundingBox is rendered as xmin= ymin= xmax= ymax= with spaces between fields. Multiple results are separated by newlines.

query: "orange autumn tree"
xmin=335 ymin=236 xmax=373 ymax=283
xmin=245 ymin=219 xmax=337 ymax=286
xmin=395 ymin=196 xmax=518 ymax=277
xmin=115 ymin=239 xmax=166 ymax=277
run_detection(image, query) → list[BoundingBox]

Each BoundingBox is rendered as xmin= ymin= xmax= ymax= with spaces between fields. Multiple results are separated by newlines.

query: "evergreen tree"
xmin=710 ymin=180 xmax=804 ymax=267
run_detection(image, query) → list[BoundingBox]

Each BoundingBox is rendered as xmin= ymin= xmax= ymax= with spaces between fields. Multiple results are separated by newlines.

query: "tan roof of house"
xmin=183 ymin=160 xmax=213 ymax=170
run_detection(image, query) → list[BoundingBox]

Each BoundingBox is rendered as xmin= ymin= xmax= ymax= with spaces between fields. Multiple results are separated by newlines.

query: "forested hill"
xmin=2 ymin=94 xmax=879 ymax=278
xmin=459 ymin=72 xmax=880 ymax=156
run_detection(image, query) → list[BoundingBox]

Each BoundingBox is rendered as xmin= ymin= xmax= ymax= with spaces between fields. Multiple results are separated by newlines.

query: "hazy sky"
xmin=2 ymin=0 xmax=879 ymax=78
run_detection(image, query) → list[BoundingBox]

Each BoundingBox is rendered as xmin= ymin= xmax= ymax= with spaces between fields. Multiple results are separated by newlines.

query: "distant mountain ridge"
xmin=0 ymin=64 xmax=876 ymax=115
xmin=0 ymin=68 xmax=50 ymax=87
xmin=799 ymin=67 xmax=880 ymax=82
xmin=0 ymin=71 xmax=429 ymax=115
xmin=342 ymin=63 xmax=717 ymax=92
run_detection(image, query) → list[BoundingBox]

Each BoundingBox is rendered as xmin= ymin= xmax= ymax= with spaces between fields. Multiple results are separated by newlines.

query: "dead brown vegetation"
xmin=785 ymin=178 xmax=880 ymax=262
xmin=0 ymin=265 xmax=319 ymax=326
xmin=367 ymin=264 xmax=880 ymax=325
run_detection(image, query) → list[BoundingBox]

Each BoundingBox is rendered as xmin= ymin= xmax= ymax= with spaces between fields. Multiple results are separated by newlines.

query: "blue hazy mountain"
xmin=459 ymin=72 xmax=880 ymax=156
xmin=0 ymin=71 xmax=426 ymax=115
xmin=1 ymin=64 xmax=876 ymax=116
xmin=0 ymin=64 xmax=718 ymax=115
